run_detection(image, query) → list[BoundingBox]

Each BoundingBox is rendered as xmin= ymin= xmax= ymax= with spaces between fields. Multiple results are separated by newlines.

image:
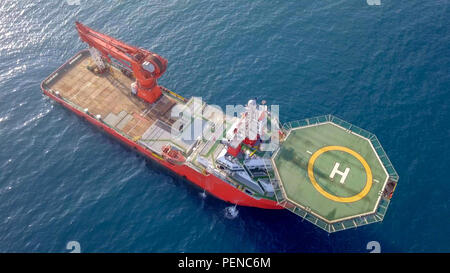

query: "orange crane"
xmin=75 ymin=22 xmax=167 ymax=104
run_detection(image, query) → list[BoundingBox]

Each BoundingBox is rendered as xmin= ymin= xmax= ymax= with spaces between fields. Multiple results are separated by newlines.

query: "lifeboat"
xmin=161 ymin=145 xmax=186 ymax=165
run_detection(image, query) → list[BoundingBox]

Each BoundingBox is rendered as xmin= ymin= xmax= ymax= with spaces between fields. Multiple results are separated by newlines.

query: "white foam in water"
xmin=224 ymin=205 xmax=239 ymax=219
xmin=199 ymin=190 xmax=207 ymax=199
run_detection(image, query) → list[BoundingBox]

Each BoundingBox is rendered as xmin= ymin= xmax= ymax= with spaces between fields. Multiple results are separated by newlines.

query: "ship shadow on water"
xmin=229 ymin=206 xmax=401 ymax=252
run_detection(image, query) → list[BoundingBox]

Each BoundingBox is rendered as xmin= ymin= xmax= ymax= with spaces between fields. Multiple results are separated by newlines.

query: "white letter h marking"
xmin=330 ymin=162 xmax=350 ymax=184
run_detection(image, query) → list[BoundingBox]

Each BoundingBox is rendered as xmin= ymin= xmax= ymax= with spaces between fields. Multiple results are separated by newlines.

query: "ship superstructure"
xmin=41 ymin=22 xmax=398 ymax=232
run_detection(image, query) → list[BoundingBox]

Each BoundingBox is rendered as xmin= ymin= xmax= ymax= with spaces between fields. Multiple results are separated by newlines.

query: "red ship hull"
xmin=41 ymin=61 xmax=282 ymax=210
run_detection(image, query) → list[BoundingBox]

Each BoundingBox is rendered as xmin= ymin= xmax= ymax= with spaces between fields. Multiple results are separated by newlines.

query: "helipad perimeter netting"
xmin=268 ymin=114 xmax=398 ymax=233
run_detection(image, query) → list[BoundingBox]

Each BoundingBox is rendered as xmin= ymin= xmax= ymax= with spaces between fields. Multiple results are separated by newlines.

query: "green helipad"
xmin=271 ymin=115 xmax=398 ymax=231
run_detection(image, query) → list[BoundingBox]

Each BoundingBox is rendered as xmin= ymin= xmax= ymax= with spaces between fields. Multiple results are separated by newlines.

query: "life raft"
xmin=161 ymin=145 xmax=186 ymax=165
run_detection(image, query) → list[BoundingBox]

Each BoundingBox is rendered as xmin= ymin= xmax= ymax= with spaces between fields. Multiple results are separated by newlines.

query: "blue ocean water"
xmin=0 ymin=0 xmax=449 ymax=252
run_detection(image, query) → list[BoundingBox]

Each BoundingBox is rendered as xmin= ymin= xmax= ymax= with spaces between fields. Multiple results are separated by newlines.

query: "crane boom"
xmin=75 ymin=22 xmax=167 ymax=104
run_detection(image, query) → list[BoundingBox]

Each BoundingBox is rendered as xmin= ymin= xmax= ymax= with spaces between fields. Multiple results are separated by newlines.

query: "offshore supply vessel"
xmin=41 ymin=22 xmax=399 ymax=232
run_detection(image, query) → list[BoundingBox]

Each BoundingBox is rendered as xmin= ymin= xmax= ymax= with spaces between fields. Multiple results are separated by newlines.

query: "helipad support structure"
xmin=270 ymin=115 xmax=398 ymax=232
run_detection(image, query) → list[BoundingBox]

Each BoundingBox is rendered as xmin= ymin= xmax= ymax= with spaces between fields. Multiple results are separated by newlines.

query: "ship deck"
xmin=271 ymin=115 xmax=398 ymax=230
xmin=43 ymin=50 xmax=181 ymax=143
